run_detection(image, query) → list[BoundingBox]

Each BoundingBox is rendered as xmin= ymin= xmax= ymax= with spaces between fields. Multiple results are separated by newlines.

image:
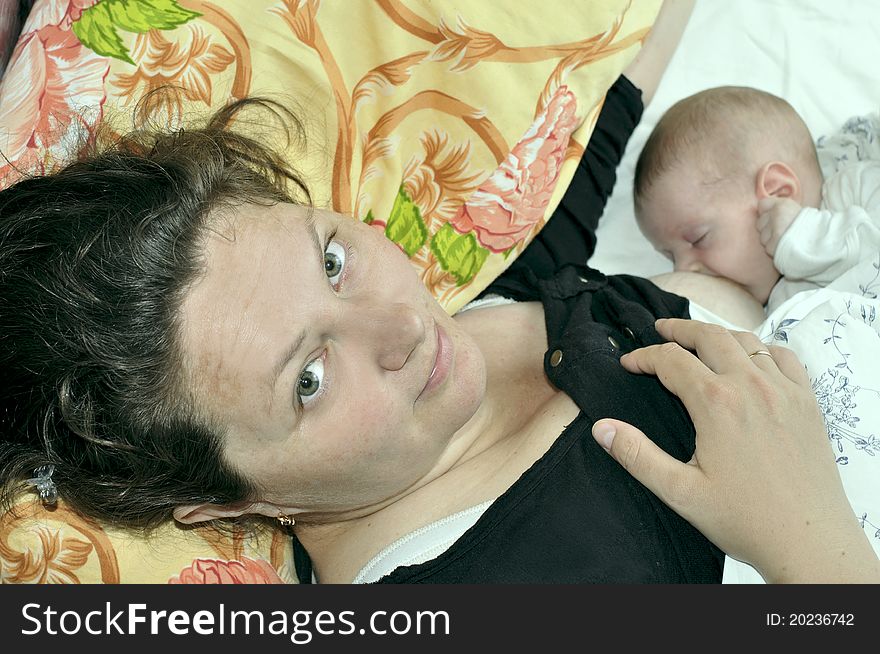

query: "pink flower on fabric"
xmin=169 ymin=557 xmax=286 ymax=584
xmin=450 ymin=86 xmax=578 ymax=252
xmin=0 ymin=0 xmax=107 ymax=185
xmin=24 ymin=0 xmax=96 ymax=31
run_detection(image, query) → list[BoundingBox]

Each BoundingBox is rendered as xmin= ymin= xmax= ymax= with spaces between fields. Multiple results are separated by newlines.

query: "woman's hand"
xmin=591 ymin=318 xmax=880 ymax=583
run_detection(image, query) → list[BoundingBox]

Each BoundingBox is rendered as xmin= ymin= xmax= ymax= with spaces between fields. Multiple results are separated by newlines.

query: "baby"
xmin=633 ymin=85 xmax=880 ymax=314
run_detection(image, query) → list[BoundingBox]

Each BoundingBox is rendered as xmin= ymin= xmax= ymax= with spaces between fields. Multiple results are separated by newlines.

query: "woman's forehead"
xmin=177 ymin=205 xmax=316 ymax=408
xmin=204 ymin=201 xmax=313 ymax=242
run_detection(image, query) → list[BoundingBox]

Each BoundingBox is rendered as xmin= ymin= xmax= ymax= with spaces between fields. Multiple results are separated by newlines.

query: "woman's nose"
xmin=355 ymin=300 xmax=426 ymax=371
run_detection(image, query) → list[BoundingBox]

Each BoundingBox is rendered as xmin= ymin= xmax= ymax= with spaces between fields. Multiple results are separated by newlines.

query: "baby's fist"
xmin=757 ymin=197 xmax=801 ymax=256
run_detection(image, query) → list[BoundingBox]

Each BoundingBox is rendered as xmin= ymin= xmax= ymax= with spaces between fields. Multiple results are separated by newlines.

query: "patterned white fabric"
xmin=723 ymin=253 xmax=880 ymax=583
xmin=817 ymin=111 xmax=880 ymax=178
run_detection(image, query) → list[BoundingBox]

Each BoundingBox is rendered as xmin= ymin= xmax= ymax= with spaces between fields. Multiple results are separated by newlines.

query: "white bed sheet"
xmin=590 ymin=0 xmax=880 ymax=584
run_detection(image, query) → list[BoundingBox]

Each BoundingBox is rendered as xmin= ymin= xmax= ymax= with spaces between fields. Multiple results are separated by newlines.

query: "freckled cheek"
xmin=323 ymin=391 xmax=405 ymax=458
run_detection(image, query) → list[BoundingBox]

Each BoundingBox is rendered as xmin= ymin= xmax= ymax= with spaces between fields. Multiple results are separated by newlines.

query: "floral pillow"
xmin=0 ymin=0 xmax=661 ymax=583
xmin=0 ymin=0 xmax=660 ymax=312
xmin=1 ymin=495 xmax=295 ymax=584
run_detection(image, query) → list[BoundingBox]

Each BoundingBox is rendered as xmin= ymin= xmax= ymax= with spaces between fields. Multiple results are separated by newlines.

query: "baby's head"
xmin=633 ymin=86 xmax=823 ymax=305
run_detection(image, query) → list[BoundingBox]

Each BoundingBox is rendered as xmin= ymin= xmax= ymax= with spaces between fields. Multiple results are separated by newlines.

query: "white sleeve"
xmin=773 ymin=161 xmax=880 ymax=284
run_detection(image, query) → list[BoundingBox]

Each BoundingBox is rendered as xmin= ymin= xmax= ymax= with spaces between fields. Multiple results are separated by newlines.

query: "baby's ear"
xmin=755 ymin=161 xmax=802 ymax=202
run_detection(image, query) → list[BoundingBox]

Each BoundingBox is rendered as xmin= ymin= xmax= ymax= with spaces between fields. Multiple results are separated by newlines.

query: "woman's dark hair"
xmin=0 ymin=90 xmax=311 ymax=530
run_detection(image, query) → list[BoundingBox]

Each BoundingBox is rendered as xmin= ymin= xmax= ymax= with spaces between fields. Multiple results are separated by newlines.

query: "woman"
xmin=1 ymin=0 xmax=876 ymax=583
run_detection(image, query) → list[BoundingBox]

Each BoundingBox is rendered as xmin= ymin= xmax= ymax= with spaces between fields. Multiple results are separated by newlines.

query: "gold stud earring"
xmin=277 ymin=513 xmax=295 ymax=527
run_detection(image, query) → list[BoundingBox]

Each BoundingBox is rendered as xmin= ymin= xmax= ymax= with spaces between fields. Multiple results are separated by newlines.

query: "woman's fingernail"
xmin=593 ymin=422 xmax=616 ymax=451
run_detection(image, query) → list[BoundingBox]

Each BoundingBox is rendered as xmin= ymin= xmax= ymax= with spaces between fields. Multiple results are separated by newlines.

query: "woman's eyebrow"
xmin=269 ymin=214 xmax=322 ymax=392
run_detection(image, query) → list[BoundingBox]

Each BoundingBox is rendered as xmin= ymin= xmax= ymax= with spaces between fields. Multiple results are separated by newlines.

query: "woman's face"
xmin=177 ymin=203 xmax=487 ymax=517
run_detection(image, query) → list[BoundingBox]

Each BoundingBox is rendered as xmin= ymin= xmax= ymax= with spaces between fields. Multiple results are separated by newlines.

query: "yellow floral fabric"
xmin=0 ymin=0 xmax=660 ymax=583
xmin=1 ymin=496 xmax=295 ymax=584
xmin=1 ymin=0 xmax=661 ymax=312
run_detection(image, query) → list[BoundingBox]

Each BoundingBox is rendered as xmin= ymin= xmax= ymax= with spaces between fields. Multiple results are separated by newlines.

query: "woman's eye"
xmin=324 ymin=239 xmax=347 ymax=288
xmin=297 ymin=355 xmax=325 ymax=406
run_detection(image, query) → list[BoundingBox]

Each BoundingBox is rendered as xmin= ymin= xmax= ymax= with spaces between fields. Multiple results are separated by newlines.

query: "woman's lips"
xmin=419 ymin=323 xmax=452 ymax=399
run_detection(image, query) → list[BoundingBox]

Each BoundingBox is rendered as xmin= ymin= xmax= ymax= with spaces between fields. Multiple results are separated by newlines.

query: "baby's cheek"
xmin=702 ymin=248 xmax=737 ymax=279
xmin=753 ymin=268 xmax=782 ymax=306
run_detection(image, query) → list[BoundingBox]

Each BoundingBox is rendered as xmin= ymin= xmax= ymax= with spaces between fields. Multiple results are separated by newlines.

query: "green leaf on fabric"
xmin=104 ymin=0 xmax=202 ymax=32
xmin=384 ymin=186 xmax=428 ymax=257
xmin=364 ymin=209 xmax=376 ymax=225
xmin=72 ymin=0 xmax=201 ymax=63
xmin=72 ymin=6 xmax=133 ymax=64
xmin=430 ymin=223 xmax=489 ymax=286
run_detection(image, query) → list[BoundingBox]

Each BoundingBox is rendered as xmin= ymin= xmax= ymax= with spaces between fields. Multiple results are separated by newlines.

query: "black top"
xmin=293 ymin=76 xmax=723 ymax=584
xmin=375 ymin=262 xmax=722 ymax=583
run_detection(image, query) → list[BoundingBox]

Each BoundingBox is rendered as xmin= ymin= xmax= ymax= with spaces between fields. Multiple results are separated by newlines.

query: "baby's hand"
xmin=756 ymin=197 xmax=801 ymax=256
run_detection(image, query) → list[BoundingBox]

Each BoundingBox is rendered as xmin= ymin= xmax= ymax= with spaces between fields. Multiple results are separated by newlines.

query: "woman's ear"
xmin=173 ymin=501 xmax=298 ymax=525
xmin=756 ymin=161 xmax=802 ymax=203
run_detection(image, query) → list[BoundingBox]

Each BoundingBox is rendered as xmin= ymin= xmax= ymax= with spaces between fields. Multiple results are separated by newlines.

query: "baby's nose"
xmin=673 ymin=255 xmax=705 ymax=274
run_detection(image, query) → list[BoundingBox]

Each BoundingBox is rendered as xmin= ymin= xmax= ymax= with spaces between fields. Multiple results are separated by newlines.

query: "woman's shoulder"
xmin=453 ymin=297 xmax=546 ymax=347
